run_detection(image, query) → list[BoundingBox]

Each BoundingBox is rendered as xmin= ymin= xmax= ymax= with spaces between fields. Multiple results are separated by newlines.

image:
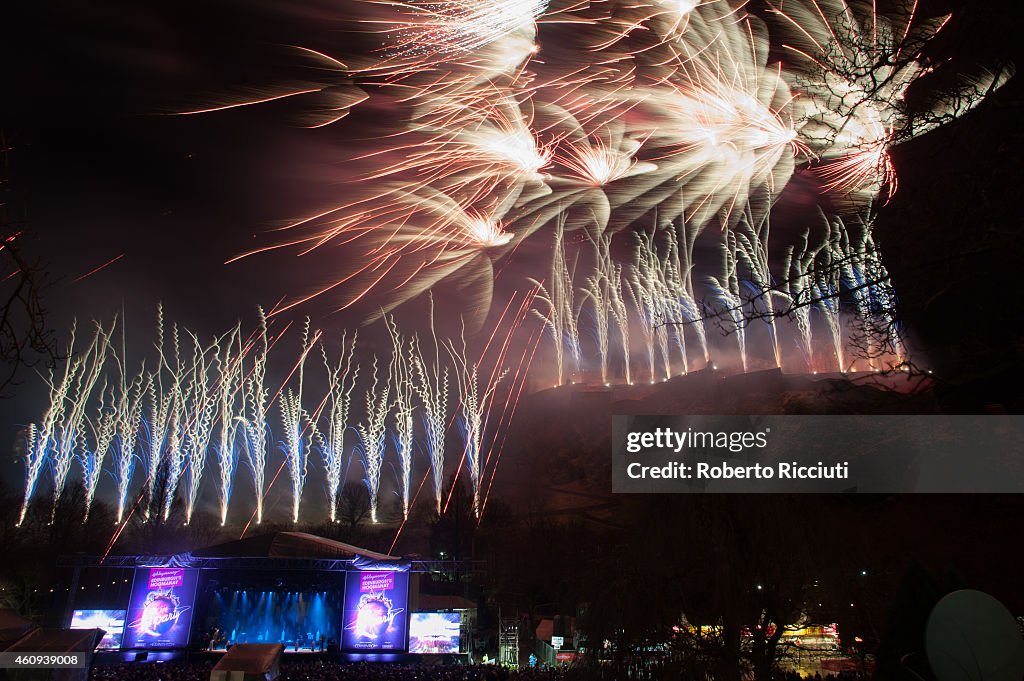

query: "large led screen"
xmin=211 ymin=590 xmax=341 ymax=649
xmin=409 ymin=612 xmax=461 ymax=654
xmin=341 ymin=570 xmax=409 ymax=651
xmin=70 ymin=609 xmax=127 ymax=650
xmin=122 ymin=567 xmax=199 ymax=649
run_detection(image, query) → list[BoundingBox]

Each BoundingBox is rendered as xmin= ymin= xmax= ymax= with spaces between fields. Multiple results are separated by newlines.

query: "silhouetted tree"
xmin=0 ymin=132 xmax=56 ymax=396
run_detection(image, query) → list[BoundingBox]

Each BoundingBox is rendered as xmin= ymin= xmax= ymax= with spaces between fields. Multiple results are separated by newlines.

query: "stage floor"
xmin=209 ymin=647 xmax=327 ymax=654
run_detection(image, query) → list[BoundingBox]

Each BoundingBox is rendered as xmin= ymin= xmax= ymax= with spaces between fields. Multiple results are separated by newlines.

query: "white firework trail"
xmin=143 ymin=307 xmax=181 ymax=520
xmin=708 ymin=226 xmax=748 ymax=372
xmin=112 ymin=364 xmax=145 ymax=525
xmin=181 ymin=332 xmax=218 ymax=525
xmin=661 ymin=203 xmax=711 ymax=370
xmin=213 ymin=325 xmax=243 ymax=526
xmin=19 ymin=323 xmax=83 ymax=526
xmin=447 ymin=330 xmax=507 ymax=518
xmin=258 ymin=181 xmax=528 ymax=329
xmin=529 ymin=218 xmax=581 ymax=386
xmin=627 ymin=231 xmax=671 ymax=382
xmin=317 ymin=330 xmax=359 ymax=523
xmin=355 ymin=0 xmax=548 ymax=76
xmin=579 ymin=232 xmax=614 ymax=384
xmin=159 ymin=418 xmax=183 ymax=521
xmin=410 ymin=298 xmax=450 ymax=515
xmin=240 ymin=308 xmax=271 ymax=525
xmin=81 ymin=380 xmax=117 ymax=522
xmin=608 ymin=258 xmax=632 ymax=385
xmin=386 ymin=316 xmax=417 ymax=520
xmin=659 ymin=229 xmax=690 ymax=375
xmin=812 ymin=220 xmax=846 ymax=372
xmin=648 ymin=233 xmax=675 ymax=380
xmin=51 ymin=320 xmax=112 ymax=522
xmin=733 ymin=205 xmax=782 ymax=368
xmin=158 ymin=323 xmax=187 ymax=522
xmin=854 ymin=229 xmax=906 ymax=367
xmin=356 ymin=356 xmax=390 ymax=524
xmin=280 ymin=318 xmax=318 ymax=524
xmin=781 ymin=229 xmax=820 ymax=371
xmin=832 ymin=214 xmax=905 ymax=370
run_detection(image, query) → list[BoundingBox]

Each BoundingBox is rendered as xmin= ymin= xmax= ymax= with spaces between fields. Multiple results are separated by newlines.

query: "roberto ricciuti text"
xmin=626 ymin=461 xmax=850 ymax=480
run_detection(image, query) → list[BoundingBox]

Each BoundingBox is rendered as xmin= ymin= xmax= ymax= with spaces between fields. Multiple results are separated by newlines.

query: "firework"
xmin=529 ymin=219 xmax=581 ymax=386
xmin=143 ymin=308 xmax=181 ymax=520
xmin=812 ymin=219 xmax=847 ymax=372
xmin=175 ymin=46 xmax=367 ymax=129
xmin=579 ymin=233 xmax=614 ymax=384
xmin=19 ymin=323 xmax=84 ymax=526
xmin=181 ymin=332 xmax=218 ymax=525
xmin=608 ymin=257 xmax=632 ymax=385
xmin=280 ymin=319 xmax=317 ymax=524
xmin=353 ymin=0 xmax=548 ymax=76
xmin=375 ymin=82 xmax=552 ymax=197
xmin=156 ymin=0 xmax=1012 ymax=358
xmin=733 ymin=201 xmax=783 ymax=368
xmin=239 ymin=309 xmax=271 ymax=525
xmin=447 ymin=330 xmax=507 ymax=518
xmin=627 ymin=230 xmax=670 ymax=382
xmin=707 ymin=226 xmax=748 ymax=372
xmin=386 ymin=317 xmax=417 ymax=519
xmin=510 ymin=108 xmax=657 ymax=236
xmin=662 ymin=204 xmax=710 ymax=369
xmin=410 ymin=299 xmax=450 ymax=515
xmin=356 ymin=357 xmax=391 ymax=524
xmin=112 ymin=365 xmax=145 ymax=524
xmin=780 ymin=229 xmax=820 ymax=371
xmin=612 ymin=1 xmax=803 ymax=228
xmin=81 ymin=381 xmax=117 ymax=522
xmin=213 ymin=326 xmax=243 ymax=526
xmin=17 ymin=308 xmax=519 ymax=528
xmin=254 ymin=182 xmax=525 ymax=328
xmin=769 ymin=0 xmax=1011 ymax=205
xmin=52 ymin=320 xmax=112 ymax=522
xmin=317 ymin=330 xmax=360 ymax=523
xmin=154 ymin=324 xmax=189 ymax=523
xmin=832 ymin=214 xmax=905 ymax=370
xmin=661 ymin=239 xmax=691 ymax=376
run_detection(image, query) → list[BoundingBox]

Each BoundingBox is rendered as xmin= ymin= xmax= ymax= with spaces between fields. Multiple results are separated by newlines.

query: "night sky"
xmin=1 ymin=0 xmax=1022 ymax=499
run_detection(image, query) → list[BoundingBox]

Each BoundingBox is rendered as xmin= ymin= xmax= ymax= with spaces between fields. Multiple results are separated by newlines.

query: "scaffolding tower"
xmin=499 ymin=616 xmax=519 ymax=667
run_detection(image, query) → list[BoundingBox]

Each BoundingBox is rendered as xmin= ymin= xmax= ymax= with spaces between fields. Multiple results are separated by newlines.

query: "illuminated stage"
xmin=59 ymin=532 xmax=471 ymax=661
xmin=206 ymin=590 xmax=340 ymax=652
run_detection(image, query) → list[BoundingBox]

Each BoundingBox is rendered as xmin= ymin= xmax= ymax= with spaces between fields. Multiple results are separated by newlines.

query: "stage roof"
xmin=0 ymin=609 xmax=35 ymax=650
xmin=4 ymin=627 xmax=104 ymax=653
xmin=193 ymin=531 xmax=394 ymax=561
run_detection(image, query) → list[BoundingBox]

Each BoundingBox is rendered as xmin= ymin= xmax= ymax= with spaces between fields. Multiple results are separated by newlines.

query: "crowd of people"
xmin=89 ymin=662 xmax=574 ymax=681
xmin=87 ymin=660 xmax=869 ymax=681
xmin=90 ymin=660 xmax=214 ymax=681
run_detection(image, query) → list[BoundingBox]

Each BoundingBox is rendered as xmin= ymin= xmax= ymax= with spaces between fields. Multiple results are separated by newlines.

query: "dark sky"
xmin=0 ymin=0 xmax=1021 ymax=502
xmin=3 ymin=0 xmax=1019 ymax=330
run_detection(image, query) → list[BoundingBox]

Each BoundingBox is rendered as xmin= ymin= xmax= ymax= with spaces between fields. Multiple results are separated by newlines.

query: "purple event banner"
xmin=122 ymin=567 xmax=199 ymax=649
xmin=341 ymin=570 xmax=409 ymax=651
